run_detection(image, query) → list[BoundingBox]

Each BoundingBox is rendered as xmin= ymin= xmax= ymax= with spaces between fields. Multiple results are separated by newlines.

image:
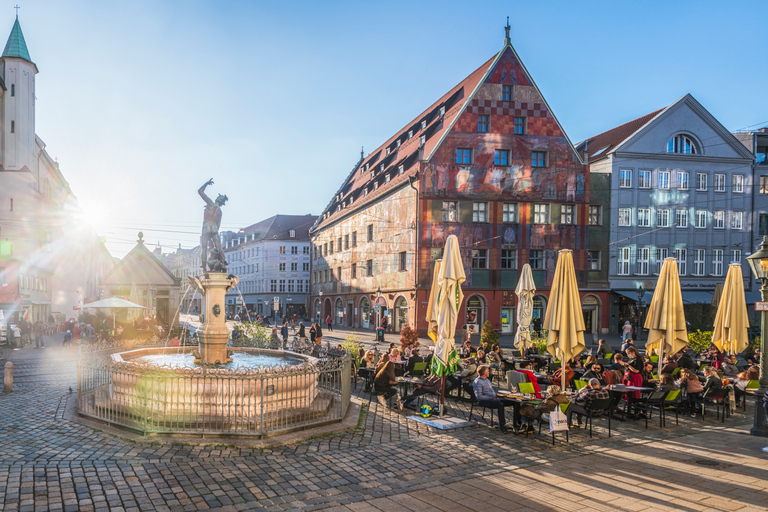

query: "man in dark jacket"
xmin=676 ymin=351 xmax=697 ymax=372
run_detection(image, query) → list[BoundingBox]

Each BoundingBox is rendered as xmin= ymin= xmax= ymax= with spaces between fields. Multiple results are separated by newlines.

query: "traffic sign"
xmin=274 ymin=296 xmax=280 ymax=303
xmin=756 ymin=301 xmax=768 ymax=311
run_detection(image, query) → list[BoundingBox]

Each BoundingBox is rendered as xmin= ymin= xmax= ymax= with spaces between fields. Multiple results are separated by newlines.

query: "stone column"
xmin=196 ymin=273 xmax=233 ymax=365
xmin=4 ymin=362 xmax=12 ymax=392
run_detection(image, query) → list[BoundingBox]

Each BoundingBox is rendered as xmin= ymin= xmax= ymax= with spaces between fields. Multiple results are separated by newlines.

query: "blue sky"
xmin=17 ymin=0 xmax=768 ymax=256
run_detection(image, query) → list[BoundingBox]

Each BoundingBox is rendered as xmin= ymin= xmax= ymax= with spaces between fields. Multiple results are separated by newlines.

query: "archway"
xmin=359 ymin=296 xmax=371 ymax=329
xmin=394 ymin=296 xmax=409 ymax=332
xmin=465 ymin=294 xmax=486 ymax=332
xmin=323 ymin=298 xmax=332 ymax=322
xmin=532 ymin=295 xmax=547 ymax=329
xmin=375 ymin=296 xmax=389 ymax=330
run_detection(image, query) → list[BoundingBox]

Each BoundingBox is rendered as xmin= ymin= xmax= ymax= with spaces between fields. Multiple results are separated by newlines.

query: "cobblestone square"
xmin=1 ymin=342 xmax=767 ymax=511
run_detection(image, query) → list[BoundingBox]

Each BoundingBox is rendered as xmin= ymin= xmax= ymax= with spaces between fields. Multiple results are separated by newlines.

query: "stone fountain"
xmin=76 ymin=180 xmax=350 ymax=436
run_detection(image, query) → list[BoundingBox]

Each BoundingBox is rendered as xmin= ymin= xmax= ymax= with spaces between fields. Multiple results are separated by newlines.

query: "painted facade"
xmin=311 ymin=30 xmax=610 ymax=339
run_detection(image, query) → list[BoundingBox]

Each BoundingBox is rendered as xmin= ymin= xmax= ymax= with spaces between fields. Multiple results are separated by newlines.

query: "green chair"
xmin=747 ymin=380 xmax=760 ymax=390
xmin=471 ymin=352 xmax=477 ymax=358
xmin=411 ymin=361 xmax=427 ymax=378
xmin=698 ymin=363 xmax=710 ymax=372
xmin=574 ymin=379 xmax=588 ymax=390
xmin=518 ymin=382 xmax=536 ymax=395
xmin=739 ymin=380 xmax=760 ymax=410
xmin=671 ymin=367 xmax=681 ymax=377
xmin=649 ymin=355 xmax=659 ymax=363
xmin=604 ymin=353 xmax=613 ymax=359
xmin=661 ymin=389 xmax=682 ymax=426
xmin=652 ymin=374 xmax=658 ymax=380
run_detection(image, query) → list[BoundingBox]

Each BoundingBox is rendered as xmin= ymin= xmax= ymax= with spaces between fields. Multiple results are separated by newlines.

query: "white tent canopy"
xmin=81 ymin=297 xmax=146 ymax=309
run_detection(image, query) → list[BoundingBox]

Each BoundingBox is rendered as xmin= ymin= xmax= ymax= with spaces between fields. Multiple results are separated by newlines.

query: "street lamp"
xmin=746 ymin=236 xmax=768 ymax=437
xmin=635 ymin=283 xmax=647 ymax=343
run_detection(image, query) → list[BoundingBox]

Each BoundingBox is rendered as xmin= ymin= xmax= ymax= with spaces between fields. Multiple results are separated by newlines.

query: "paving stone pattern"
xmin=1 ymin=341 xmax=767 ymax=511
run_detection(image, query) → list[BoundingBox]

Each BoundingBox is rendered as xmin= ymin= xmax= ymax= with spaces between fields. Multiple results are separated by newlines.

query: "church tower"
xmin=1 ymin=14 xmax=37 ymax=172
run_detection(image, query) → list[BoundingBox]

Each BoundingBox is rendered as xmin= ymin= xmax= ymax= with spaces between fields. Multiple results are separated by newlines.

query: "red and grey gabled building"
xmin=309 ymin=25 xmax=609 ymax=339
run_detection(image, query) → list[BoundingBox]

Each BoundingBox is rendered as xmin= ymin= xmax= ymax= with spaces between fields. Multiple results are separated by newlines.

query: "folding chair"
xmin=702 ymin=388 xmax=730 ymax=422
xmin=536 ymin=402 xmax=570 ymax=445
xmin=649 ymin=355 xmax=659 ymax=363
xmin=660 ymin=389 xmax=682 ymax=426
xmin=633 ymin=390 xmax=667 ymax=428
xmin=466 ymin=383 xmax=494 ymax=427
xmin=574 ymin=379 xmax=588 ymax=390
xmin=411 ymin=362 xmax=427 ymax=378
xmin=584 ymin=397 xmax=613 ymax=438
xmin=518 ymin=382 xmax=536 ymax=395
xmin=671 ymin=367 xmax=681 ymax=377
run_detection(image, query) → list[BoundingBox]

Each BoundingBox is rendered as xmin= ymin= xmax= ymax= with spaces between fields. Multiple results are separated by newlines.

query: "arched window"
xmin=667 ymin=134 xmax=698 ymax=154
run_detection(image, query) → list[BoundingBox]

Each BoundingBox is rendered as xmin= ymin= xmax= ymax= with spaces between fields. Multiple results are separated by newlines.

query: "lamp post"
xmin=375 ymin=286 xmax=382 ymax=328
xmin=746 ymin=236 xmax=768 ymax=437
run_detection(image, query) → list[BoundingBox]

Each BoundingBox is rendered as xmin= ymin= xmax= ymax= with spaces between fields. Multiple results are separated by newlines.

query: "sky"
xmin=16 ymin=0 xmax=768 ymax=257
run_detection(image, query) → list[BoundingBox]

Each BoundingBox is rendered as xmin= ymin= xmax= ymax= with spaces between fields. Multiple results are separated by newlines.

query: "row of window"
xmin=314 ymin=252 xmax=411 ymax=283
xmin=315 ymin=226 xmax=378 ymax=259
xmin=476 ymin=114 xmax=527 ymax=136
xmin=617 ymin=208 xmax=742 ymax=229
xmin=454 ymin=147 xmax=546 ymax=167
xmin=226 ymin=245 xmax=310 ymax=262
xmin=617 ymin=247 xmax=741 ymax=277
xmin=442 ymin=201 xmax=603 ymax=225
xmin=619 ymin=169 xmax=743 ymax=192
xmin=236 ymin=280 xmax=311 ymax=294
xmin=19 ymin=273 xmax=47 ymax=292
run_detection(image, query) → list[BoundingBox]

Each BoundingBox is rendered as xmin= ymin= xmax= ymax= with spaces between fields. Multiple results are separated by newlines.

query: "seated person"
xmin=610 ymin=353 xmax=625 ymax=371
xmin=734 ymin=366 xmax=759 ymax=406
xmin=676 ymin=368 xmax=704 ymax=417
xmin=721 ymin=355 xmax=740 ymax=378
xmin=475 ymin=349 xmax=487 ymax=365
xmin=374 ymin=356 xmax=403 ymax=410
xmin=581 ymin=363 xmax=606 ymax=386
xmin=620 ymin=339 xmax=635 ymax=356
xmin=403 ymin=342 xmax=415 ymax=360
xmin=472 ymin=365 xmax=514 ymax=433
xmin=569 ymin=354 xmax=584 ymax=369
xmin=461 ymin=357 xmax=479 ymax=382
xmin=701 ymin=366 xmax=723 ymax=399
xmin=596 ymin=339 xmax=610 ymax=358
xmin=567 ymin=378 xmax=610 ymax=427
xmin=641 ymin=362 xmax=658 ymax=388
xmin=401 ymin=374 xmax=452 ymax=410
xmin=657 ymin=373 xmax=678 ymax=392
xmin=518 ymin=385 xmax=569 ymax=433
xmin=583 ymin=355 xmax=598 ymax=372
xmin=676 ymin=350 xmax=697 ymax=372
xmin=389 ymin=348 xmax=403 ymax=363
xmin=660 ymin=355 xmax=678 ymax=375
xmin=551 ymin=363 xmax=575 ymax=388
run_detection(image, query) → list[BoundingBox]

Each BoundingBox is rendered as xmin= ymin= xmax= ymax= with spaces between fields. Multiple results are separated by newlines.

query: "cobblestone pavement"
xmin=1 ymin=341 xmax=767 ymax=511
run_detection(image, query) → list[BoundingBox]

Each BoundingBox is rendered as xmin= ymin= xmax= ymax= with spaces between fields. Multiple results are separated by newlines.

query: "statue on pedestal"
xmin=198 ymin=179 xmax=228 ymax=274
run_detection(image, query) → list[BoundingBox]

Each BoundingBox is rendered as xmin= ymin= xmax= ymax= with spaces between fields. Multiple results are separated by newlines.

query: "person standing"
xmin=281 ymin=321 xmax=289 ymax=347
xmin=62 ymin=329 xmax=73 ymax=348
xmin=315 ymin=321 xmax=323 ymax=345
xmin=309 ymin=322 xmax=316 ymax=343
xmin=33 ymin=320 xmax=44 ymax=349
xmin=621 ymin=321 xmax=632 ymax=342
xmin=298 ymin=322 xmax=306 ymax=345
xmin=325 ymin=315 xmax=333 ymax=332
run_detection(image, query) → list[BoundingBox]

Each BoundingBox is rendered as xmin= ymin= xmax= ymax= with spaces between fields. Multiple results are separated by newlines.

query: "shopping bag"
xmin=549 ymin=407 xmax=569 ymax=432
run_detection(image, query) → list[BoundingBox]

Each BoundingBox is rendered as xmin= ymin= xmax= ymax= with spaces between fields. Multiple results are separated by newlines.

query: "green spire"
xmin=3 ymin=17 xmax=32 ymax=63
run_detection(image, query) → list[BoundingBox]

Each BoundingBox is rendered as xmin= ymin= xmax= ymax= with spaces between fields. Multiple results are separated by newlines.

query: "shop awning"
xmin=613 ymin=289 xmax=714 ymax=304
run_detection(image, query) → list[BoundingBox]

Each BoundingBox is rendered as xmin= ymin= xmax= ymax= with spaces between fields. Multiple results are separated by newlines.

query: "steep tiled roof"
xmin=578 ymin=109 xmax=664 ymax=163
xmin=312 ymin=53 xmax=498 ymax=231
xmin=229 ymin=214 xmax=318 ymax=246
xmin=2 ymin=17 xmax=33 ymax=64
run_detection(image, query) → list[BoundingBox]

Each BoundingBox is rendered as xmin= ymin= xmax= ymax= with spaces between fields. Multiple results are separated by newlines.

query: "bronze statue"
xmin=198 ymin=179 xmax=228 ymax=273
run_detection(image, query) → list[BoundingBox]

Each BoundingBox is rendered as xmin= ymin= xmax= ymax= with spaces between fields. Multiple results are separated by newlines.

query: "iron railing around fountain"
xmin=76 ymin=340 xmax=352 ymax=437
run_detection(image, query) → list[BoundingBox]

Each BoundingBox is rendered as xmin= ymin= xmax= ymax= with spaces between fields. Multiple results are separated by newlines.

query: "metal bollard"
xmin=4 ymin=361 xmax=12 ymax=392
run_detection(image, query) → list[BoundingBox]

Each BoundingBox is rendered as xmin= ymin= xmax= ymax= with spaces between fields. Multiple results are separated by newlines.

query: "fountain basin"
xmin=94 ymin=347 xmax=324 ymax=431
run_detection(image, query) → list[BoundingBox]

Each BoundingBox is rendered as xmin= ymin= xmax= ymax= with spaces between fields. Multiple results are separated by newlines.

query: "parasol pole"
xmin=439 ymin=376 xmax=446 ymax=418
xmin=561 ymin=348 xmax=565 ymax=389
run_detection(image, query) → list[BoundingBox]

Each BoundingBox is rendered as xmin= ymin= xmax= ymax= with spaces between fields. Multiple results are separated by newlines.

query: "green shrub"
xmin=231 ymin=322 xmax=271 ymax=348
xmin=687 ymin=330 xmax=712 ymax=355
xmin=399 ymin=325 xmax=419 ymax=346
xmin=531 ymin=329 xmax=549 ymax=355
xmin=340 ymin=334 xmax=363 ymax=357
xmin=480 ymin=320 xmax=499 ymax=346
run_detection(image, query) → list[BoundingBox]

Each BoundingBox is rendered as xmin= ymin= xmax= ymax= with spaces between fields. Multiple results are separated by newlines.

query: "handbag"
xmin=549 ymin=407 xmax=569 ymax=432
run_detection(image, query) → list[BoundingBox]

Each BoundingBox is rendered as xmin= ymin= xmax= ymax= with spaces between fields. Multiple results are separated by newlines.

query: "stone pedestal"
xmin=196 ymin=272 xmax=234 ymax=365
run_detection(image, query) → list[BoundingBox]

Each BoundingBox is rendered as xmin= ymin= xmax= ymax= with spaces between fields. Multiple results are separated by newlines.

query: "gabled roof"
xmin=578 ymin=109 xmax=664 ymax=163
xmin=579 ymin=93 xmax=755 ymax=164
xmin=2 ymin=17 xmax=34 ymax=67
xmin=102 ymin=235 xmax=181 ymax=287
xmin=311 ymin=52 xmax=497 ymax=232
xmin=228 ymin=214 xmax=318 ymax=246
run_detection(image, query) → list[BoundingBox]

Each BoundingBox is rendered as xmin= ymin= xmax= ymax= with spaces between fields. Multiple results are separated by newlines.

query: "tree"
xmin=399 ymin=324 xmax=419 ymax=346
xmin=480 ymin=320 xmax=498 ymax=347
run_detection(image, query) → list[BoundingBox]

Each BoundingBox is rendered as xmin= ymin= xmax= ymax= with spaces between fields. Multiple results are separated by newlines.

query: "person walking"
xmin=281 ymin=321 xmax=289 ymax=348
xmin=621 ymin=321 xmax=632 ymax=342
xmin=315 ymin=322 xmax=323 ymax=345
xmin=62 ymin=329 xmax=73 ymax=348
xmin=33 ymin=320 xmax=44 ymax=349
xmin=326 ymin=315 xmax=333 ymax=332
xmin=298 ymin=322 xmax=306 ymax=346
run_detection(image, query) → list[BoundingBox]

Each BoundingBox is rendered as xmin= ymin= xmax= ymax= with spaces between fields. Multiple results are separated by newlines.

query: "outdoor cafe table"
xmin=396 ymin=376 xmax=424 ymax=397
xmin=605 ymin=384 xmax=655 ymax=420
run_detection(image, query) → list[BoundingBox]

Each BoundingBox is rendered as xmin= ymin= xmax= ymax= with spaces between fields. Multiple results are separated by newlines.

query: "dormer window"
xmin=439 ymin=106 xmax=445 ymax=116
xmin=396 ymin=140 xmax=401 ymax=148
xmin=398 ymin=165 xmax=404 ymax=175
xmin=364 ymin=188 xmax=368 ymax=196
xmin=408 ymin=130 xmax=413 ymax=139
xmin=380 ymin=164 xmax=384 ymax=171
xmin=374 ymin=182 xmax=379 ymax=190
xmin=421 ymin=120 xmax=427 ymax=130
xmin=289 ymin=230 xmax=296 ymax=238
xmin=420 ymin=135 xmax=425 ymax=146
xmin=371 ymin=170 xmax=375 ymax=178
xmin=385 ymin=174 xmax=390 ymax=183
xmin=365 ymin=163 xmax=369 ymax=170
xmin=386 ymin=148 xmax=391 ymax=155
xmin=667 ymin=134 xmax=699 ymax=154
